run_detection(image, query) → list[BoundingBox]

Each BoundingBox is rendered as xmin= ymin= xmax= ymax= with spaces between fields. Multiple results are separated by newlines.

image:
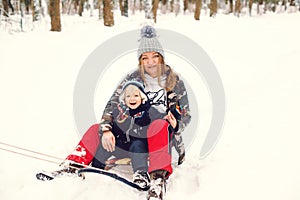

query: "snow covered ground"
xmin=1 ymin=10 xmax=300 ymax=200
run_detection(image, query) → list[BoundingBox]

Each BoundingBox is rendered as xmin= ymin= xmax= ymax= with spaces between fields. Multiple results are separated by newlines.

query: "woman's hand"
xmin=101 ymin=131 xmax=115 ymax=152
xmin=165 ymin=111 xmax=177 ymax=129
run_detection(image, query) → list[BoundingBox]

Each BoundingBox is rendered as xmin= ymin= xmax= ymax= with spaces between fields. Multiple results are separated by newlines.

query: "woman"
xmin=98 ymin=26 xmax=191 ymax=198
xmin=66 ymin=26 xmax=191 ymax=199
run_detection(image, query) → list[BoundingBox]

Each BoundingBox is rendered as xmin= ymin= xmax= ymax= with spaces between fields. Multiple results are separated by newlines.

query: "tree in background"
xmin=194 ymin=0 xmax=202 ymax=20
xmin=119 ymin=0 xmax=128 ymax=16
xmin=183 ymin=0 xmax=188 ymax=12
xmin=152 ymin=0 xmax=159 ymax=22
xmin=235 ymin=0 xmax=241 ymax=16
xmin=1 ymin=0 xmax=300 ymax=31
xmin=144 ymin=0 xmax=152 ymax=18
xmin=2 ymin=0 xmax=9 ymax=17
xmin=209 ymin=0 xmax=217 ymax=17
xmin=249 ymin=0 xmax=253 ymax=16
xmin=78 ymin=0 xmax=85 ymax=16
xmin=32 ymin=0 xmax=41 ymax=21
xmin=229 ymin=0 xmax=234 ymax=13
xmin=161 ymin=0 xmax=168 ymax=14
xmin=49 ymin=0 xmax=61 ymax=31
xmin=98 ymin=0 xmax=103 ymax=19
xmin=103 ymin=0 xmax=114 ymax=26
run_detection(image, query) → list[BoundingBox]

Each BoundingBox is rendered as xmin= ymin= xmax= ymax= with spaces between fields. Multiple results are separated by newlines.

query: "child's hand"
xmin=102 ymin=131 xmax=115 ymax=152
xmin=165 ymin=111 xmax=177 ymax=129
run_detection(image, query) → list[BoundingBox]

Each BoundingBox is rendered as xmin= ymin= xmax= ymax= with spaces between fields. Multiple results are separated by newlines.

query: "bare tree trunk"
xmin=229 ymin=0 xmax=233 ymax=13
xmin=74 ymin=0 xmax=79 ymax=13
xmin=98 ymin=0 xmax=103 ymax=19
xmin=2 ymin=0 xmax=9 ymax=17
xmin=78 ymin=0 xmax=85 ymax=16
xmin=131 ymin=0 xmax=135 ymax=14
xmin=170 ymin=0 xmax=174 ymax=12
xmin=140 ymin=0 xmax=143 ymax=12
xmin=123 ymin=0 xmax=128 ymax=16
xmin=282 ymin=0 xmax=287 ymax=11
xmin=183 ymin=0 xmax=188 ymax=13
xmin=194 ymin=0 xmax=202 ymax=20
xmin=25 ymin=0 xmax=31 ymax=14
xmin=119 ymin=0 xmax=124 ymax=15
xmin=161 ymin=0 xmax=167 ymax=14
xmin=119 ymin=0 xmax=128 ymax=16
xmin=257 ymin=0 xmax=263 ymax=14
xmin=174 ymin=0 xmax=180 ymax=15
xmin=152 ymin=0 xmax=159 ymax=23
xmin=235 ymin=0 xmax=241 ymax=16
xmin=32 ymin=0 xmax=40 ymax=21
xmin=103 ymin=0 xmax=114 ymax=26
xmin=289 ymin=0 xmax=295 ymax=5
xmin=49 ymin=0 xmax=61 ymax=31
xmin=144 ymin=0 xmax=152 ymax=18
xmin=209 ymin=0 xmax=217 ymax=17
xmin=162 ymin=0 xmax=167 ymax=5
xmin=270 ymin=0 xmax=278 ymax=12
xmin=63 ymin=0 xmax=73 ymax=15
xmin=248 ymin=0 xmax=253 ymax=16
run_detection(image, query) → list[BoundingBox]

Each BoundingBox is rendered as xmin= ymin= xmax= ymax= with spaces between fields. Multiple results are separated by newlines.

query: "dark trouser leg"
xmin=92 ymin=144 xmax=112 ymax=169
xmin=129 ymin=139 xmax=148 ymax=172
xmin=92 ymin=141 xmax=130 ymax=169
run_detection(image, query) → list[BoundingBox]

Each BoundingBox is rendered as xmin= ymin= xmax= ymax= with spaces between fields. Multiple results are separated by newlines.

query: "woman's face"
xmin=141 ymin=52 xmax=160 ymax=78
xmin=124 ymin=89 xmax=142 ymax=110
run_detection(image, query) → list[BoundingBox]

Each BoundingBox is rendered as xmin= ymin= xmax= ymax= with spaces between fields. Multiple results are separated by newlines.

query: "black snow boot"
xmin=147 ymin=170 xmax=168 ymax=200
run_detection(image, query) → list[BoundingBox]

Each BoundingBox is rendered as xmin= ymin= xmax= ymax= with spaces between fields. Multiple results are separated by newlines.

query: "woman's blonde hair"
xmin=138 ymin=53 xmax=177 ymax=92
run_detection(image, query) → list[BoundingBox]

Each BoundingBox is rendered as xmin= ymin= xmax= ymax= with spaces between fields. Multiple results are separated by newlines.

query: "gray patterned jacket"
xmin=99 ymin=66 xmax=191 ymax=159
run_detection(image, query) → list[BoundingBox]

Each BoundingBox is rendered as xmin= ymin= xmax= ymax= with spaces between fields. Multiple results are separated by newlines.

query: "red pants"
xmin=147 ymin=119 xmax=173 ymax=175
xmin=66 ymin=124 xmax=100 ymax=165
xmin=67 ymin=120 xmax=173 ymax=175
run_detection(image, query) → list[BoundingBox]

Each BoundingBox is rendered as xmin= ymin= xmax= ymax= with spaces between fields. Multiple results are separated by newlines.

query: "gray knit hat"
xmin=137 ymin=26 xmax=165 ymax=59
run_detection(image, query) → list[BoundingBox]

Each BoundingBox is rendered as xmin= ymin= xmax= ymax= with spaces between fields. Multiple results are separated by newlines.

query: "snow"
xmin=1 ymin=10 xmax=300 ymax=200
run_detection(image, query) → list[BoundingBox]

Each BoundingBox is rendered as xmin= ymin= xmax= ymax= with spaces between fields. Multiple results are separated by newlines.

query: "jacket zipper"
xmin=125 ymin=116 xmax=135 ymax=142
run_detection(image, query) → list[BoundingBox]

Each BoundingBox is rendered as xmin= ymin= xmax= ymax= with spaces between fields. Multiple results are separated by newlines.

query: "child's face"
xmin=125 ymin=89 xmax=142 ymax=109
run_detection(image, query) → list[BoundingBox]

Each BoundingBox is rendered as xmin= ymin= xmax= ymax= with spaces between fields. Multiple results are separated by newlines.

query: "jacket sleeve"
xmin=98 ymin=72 xmax=137 ymax=135
xmin=173 ymin=78 xmax=191 ymax=134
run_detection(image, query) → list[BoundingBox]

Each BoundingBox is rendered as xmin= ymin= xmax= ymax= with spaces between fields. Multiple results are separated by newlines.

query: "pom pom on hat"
xmin=140 ymin=25 xmax=157 ymax=38
xmin=137 ymin=25 xmax=164 ymax=59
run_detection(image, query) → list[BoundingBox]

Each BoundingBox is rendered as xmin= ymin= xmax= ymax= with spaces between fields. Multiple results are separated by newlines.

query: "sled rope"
xmin=0 ymin=141 xmax=64 ymax=164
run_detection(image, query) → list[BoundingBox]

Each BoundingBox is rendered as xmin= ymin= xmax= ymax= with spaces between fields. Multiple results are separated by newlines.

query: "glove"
xmin=178 ymin=151 xmax=185 ymax=165
xmin=172 ymin=134 xmax=185 ymax=165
